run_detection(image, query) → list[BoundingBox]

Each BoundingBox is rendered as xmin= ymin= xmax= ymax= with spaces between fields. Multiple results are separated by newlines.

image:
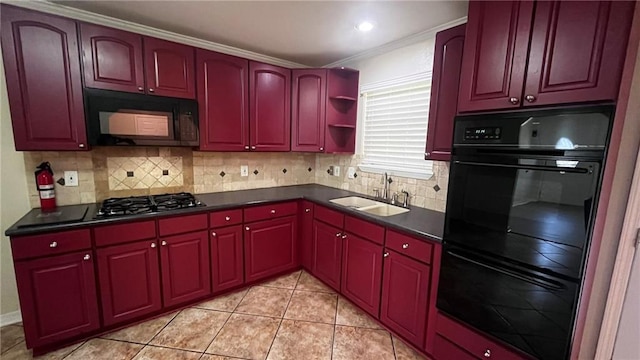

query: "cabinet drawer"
xmin=159 ymin=213 xmax=207 ymax=237
xmin=386 ymin=230 xmax=433 ymax=264
xmin=244 ymin=202 xmax=297 ymax=223
xmin=436 ymin=313 xmax=528 ymax=360
xmin=210 ymin=208 xmax=243 ymax=228
xmin=94 ymin=220 xmax=156 ymax=247
xmin=344 ymin=216 xmax=384 ymax=245
xmin=314 ymin=205 xmax=344 ymax=227
xmin=11 ymin=229 xmax=91 ymax=260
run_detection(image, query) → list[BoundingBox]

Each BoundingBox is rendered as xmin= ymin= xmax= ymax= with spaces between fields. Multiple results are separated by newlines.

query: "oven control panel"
xmin=464 ymin=127 xmax=502 ymax=140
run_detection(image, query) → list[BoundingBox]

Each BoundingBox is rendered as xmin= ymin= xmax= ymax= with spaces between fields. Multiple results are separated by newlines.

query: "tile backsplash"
xmin=22 ymin=148 xmax=449 ymax=212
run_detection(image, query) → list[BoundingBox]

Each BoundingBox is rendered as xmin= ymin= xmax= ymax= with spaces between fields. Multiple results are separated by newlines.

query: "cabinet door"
xmin=523 ymin=1 xmax=634 ymax=107
xmin=380 ymin=250 xmax=430 ymax=348
xmin=312 ymin=220 xmax=343 ymax=291
xmin=299 ymin=201 xmax=314 ymax=271
xmin=97 ymin=240 xmax=162 ymax=326
xmin=80 ymin=23 xmax=144 ymax=93
xmin=457 ymin=1 xmax=534 ymax=112
xmin=160 ymin=231 xmax=211 ymax=307
xmin=0 ymin=5 xmax=88 ymax=151
xmin=211 ymin=225 xmax=244 ymax=292
xmin=244 ymin=216 xmax=297 ymax=282
xmin=341 ymin=233 xmax=383 ymax=317
xmin=426 ymin=24 xmax=465 ymax=162
xmin=196 ymin=50 xmax=249 ymax=151
xmin=249 ymin=62 xmax=291 ymax=151
xmin=144 ymin=37 xmax=195 ymax=99
xmin=14 ymin=251 xmax=99 ymax=349
xmin=292 ymin=69 xmax=326 ymax=152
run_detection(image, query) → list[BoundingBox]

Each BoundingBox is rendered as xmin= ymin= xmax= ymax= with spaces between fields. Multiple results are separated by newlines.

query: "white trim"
xmin=5 ymin=0 xmax=307 ymax=69
xmin=323 ymin=16 xmax=467 ymax=68
xmin=360 ymin=72 xmax=433 ymax=94
xmin=0 ymin=311 xmax=22 ymax=327
xmin=358 ymin=163 xmax=434 ymax=180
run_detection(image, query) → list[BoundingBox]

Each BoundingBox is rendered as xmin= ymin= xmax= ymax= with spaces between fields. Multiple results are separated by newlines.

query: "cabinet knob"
xmin=49 ymin=241 xmax=58 ymax=248
xmin=161 ymin=241 xmax=167 ymax=246
xmin=270 ymin=209 xmax=276 ymax=214
xmin=149 ymin=88 xmax=155 ymax=93
xmin=151 ymin=243 xmax=157 ymax=248
xmin=509 ymin=97 xmax=519 ymax=105
xmin=335 ymin=232 xmax=342 ymax=237
xmin=212 ymin=232 xmax=217 ymax=237
xmin=383 ymin=252 xmax=389 ymax=258
xmin=425 ymin=152 xmax=430 ymax=157
xmin=244 ymin=145 xmax=250 ymax=150
xmin=319 ymin=147 xmax=324 ymax=151
xmin=484 ymin=349 xmax=491 ymax=358
xmin=251 ymin=146 xmax=256 ymax=150
xmin=305 ymin=208 xmax=310 ymax=213
xmin=225 ymin=216 xmax=231 ymax=221
xmin=341 ymin=234 xmax=347 ymax=239
xmin=402 ymin=243 xmax=409 ymax=249
xmin=78 ymin=143 xmax=85 ymax=148
xmin=525 ymin=94 xmax=536 ymax=103
xmin=246 ymin=227 xmax=250 ymax=231
xmin=137 ymin=86 xmax=144 ymax=92
xmin=83 ymin=254 xmax=90 ymax=261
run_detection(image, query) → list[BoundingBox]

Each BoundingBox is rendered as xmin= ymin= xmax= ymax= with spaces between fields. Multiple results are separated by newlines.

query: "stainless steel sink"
xmin=329 ymin=196 xmax=409 ymax=217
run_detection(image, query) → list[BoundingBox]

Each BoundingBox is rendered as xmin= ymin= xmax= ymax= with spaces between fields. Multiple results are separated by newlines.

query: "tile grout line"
xmin=2 ymin=339 xmax=25 ymax=356
xmin=390 ymin=333 xmax=398 ymax=360
xmin=201 ymin=288 xmax=252 ymax=357
xmin=263 ymin=271 xmax=301 ymax=359
xmin=144 ymin=310 xmax=182 ymax=347
xmin=330 ymin=291 xmax=340 ymax=360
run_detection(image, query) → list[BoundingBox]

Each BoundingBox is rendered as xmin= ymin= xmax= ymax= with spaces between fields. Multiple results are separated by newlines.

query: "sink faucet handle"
xmin=401 ymin=189 xmax=410 ymax=208
xmin=391 ymin=192 xmax=398 ymax=205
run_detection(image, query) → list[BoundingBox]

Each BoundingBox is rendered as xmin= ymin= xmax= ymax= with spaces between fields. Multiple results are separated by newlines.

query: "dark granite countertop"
xmin=5 ymin=184 xmax=444 ymax=242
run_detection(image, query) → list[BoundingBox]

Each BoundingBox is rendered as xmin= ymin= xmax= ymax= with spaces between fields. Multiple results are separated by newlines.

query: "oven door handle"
xmin=447 ymin=250 xmax=565 ymax=291
xmin=454 ymin=160 xmax=589 ymax=174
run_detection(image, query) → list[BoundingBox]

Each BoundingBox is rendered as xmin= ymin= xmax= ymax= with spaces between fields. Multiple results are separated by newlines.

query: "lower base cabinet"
xmin=14 ymin=251 xmax=100 ymax=348
xmin=341 ymin=233 xmax=382 ymax=316
xmin=211 ymin=225 xmax=244 ymax=292
xmin=312 ymin=219 xmax=343 ymax=291
xmin=244 ymin=216 xmax=297 ymax=282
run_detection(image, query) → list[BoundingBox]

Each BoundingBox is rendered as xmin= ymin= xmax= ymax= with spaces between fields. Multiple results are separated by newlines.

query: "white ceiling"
xmin=54 ymin=1 xmax=468 ymax=67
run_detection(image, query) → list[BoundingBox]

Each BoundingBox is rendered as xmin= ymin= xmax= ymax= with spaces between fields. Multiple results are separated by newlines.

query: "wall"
xmin=0 ymin=52 xmax=30 ymax=320
xmin=613 ymin=251 xmax=640 ymax=359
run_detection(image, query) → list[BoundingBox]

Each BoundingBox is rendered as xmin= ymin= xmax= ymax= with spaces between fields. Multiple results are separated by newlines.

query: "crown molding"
xmin=323 ymin=16 xmax=467 ymax=68
xmin=4 ymin=0 xmax=309 ymax=68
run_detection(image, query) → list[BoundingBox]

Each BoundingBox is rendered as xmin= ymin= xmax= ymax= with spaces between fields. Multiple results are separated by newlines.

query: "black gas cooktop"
xmin=95 ymin=192 xmax=204 ymax=218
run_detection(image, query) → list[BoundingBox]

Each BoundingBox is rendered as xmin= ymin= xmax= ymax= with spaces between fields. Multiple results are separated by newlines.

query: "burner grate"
xmin=96 ymin=193 xmax=203 ymax=218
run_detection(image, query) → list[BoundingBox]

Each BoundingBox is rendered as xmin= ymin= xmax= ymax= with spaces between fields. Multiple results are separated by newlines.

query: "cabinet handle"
xmin=341 ymin=234 xmax=347 ymax=239
xmin=151 ymin=243 xmax=157 ymax=248
xmin=251 ymin=146 xmax=256 ymax=150
xmin=319 ymin=147 xmax=324 ymax=151
xmin=212 ymin=232 xmax=217 ymax=237
xmin=305 ymin=208 xmax=310 ymax=213
xmin=78 ymin=143 xmax=85 ymax=148
xmin=525 ymin=94 xmax=536 ymax=103
xmin=402 ymin=243 xmax=409 ymax=249
xmin=83 ymin=254 xmax=90 ymax=261
xmin=425 ymin=152 xmax=430 ymax=157
xmin=509 ymin=97 xmax=519 ymax=105
xmin=49 ymin=241 xmax=58 ymax=248
xmin=246 ymin=227 xmax=250 ymax=231
xmin=225 ymin=216 xmax=231 ymax=221
xmin=244 ymin=145 xmax=250 ymax=150
xmin=383 ymin=252 xmax=389 ymax=258
xmin=335 ymin=232 xmax=342 ymax=237
xmin=149 ymin=88 xmax=155 ymax=93
xmin=137 ymin=86 xmax=144 ymax=92
xmin=161 ymin=241 xmax=167 ymax=246
xmin=484 ymin=349 xmax=491 ymax=358
xmin=270 ymin=209 xmax=276 ymax=214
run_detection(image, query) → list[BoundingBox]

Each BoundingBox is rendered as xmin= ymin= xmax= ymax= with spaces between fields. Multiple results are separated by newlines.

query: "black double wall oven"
xmin=437 ymin=105 xmax=614 ymax=360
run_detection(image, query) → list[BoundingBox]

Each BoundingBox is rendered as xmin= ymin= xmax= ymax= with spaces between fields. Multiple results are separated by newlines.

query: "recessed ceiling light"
xmin=356 ymin=21 xmax=374 ymax=32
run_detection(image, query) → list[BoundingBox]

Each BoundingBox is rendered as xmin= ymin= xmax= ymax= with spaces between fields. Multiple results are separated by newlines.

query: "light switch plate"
xmin=347 ymin=167 xmax=356 ymax=179
xmin=240 ymin=165 xmax=249 ymax=177
xmin=64 ymin=171 xmax=78 ymax=187
xmin=334 ymin=166 xmax=340 ymax=177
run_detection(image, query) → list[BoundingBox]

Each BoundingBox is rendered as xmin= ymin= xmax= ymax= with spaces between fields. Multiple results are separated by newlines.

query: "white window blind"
xmin=359 ymin=73 xmax=433 ymax=179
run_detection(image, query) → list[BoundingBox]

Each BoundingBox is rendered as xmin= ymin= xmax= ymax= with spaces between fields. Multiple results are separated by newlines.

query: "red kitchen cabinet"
xmin=97 ymin=240 xmax=162 ymax=326
xmin=299 ymin=201 xmax=314 ymax=270
xmin=197 ymin=50 xmax=249 ymax=151
xmin=249 ymin=61 xmax=291 ymax=151
xmin=160 ymin=230 xmax=211 ymax=307
xmin=325 ymin=68 xmax=359 ymax=153
xmin=244 ymin=215 xmax=297 ymax=282
xmin=211 ymin=225 xmax=244 ymax=292
xmin=1 ymin=5 xmax=88 ymax=151
xmin=144 ymin=37 xmax=195 ymax=99
xmin=340 ymin=233 xmax=383 ymax=317
xmin=458 ymin=0 xmax=634 ymax=112
xmin=426 ymin=24 xmax=465 ymax=161
xmin=14 ymin=251 xmax=99 ymax=349
xmin=292 ymin=69 xmax=326 ymax=152
xmin=312 ymin=219 xmax=343 ymax=291
xmin=380 ymin=249 xmax=431 ymax=348
xmin=80 ymin=23 xmax=144 ymax=93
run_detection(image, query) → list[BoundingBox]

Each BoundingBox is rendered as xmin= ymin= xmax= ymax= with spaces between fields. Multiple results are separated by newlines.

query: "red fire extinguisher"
xmin=35 ymin=162 xmax=56 ymax=211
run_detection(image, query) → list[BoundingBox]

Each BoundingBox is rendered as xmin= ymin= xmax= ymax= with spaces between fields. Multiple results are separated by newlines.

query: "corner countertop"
xmin=5 ymin=184 xmax=445 ymax=241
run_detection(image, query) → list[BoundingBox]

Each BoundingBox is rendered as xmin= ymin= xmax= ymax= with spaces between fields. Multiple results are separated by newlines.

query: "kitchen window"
xmin=359 ymin=73 xmax=433 ymax=179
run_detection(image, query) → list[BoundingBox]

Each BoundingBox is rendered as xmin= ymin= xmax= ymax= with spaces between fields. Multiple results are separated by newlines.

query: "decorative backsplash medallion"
xmin=107 ymin=157 xmax=183 ymax=190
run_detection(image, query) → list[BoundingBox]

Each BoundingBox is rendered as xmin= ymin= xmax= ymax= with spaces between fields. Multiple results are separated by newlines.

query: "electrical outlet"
xmin=334 ymin=166 xmax=340 ymax=177
xmin=240 ymin=165 xmax=249 ymax=177
xmin=64 ymin=171 xmax=78 ymax=187
xmin=348 ymin=167 xmax=356 ymax=179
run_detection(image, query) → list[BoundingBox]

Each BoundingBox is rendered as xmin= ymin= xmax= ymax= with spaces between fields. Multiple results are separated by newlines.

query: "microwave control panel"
xmin=464 ymin=127 xmax=502 ymax=141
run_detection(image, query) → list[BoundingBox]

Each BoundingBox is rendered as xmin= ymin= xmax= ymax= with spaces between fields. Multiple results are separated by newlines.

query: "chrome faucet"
xmin=401 ymin=190 xmax=410 ymax=208
xmin=382 ymin=172 xmax=389 ymax=200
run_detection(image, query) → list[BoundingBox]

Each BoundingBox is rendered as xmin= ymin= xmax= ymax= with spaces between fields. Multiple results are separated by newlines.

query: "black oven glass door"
xmin=446 ymin=156 xmax=600 ymax=280
xmin=437 ymin=244 xmax=578 ymax=360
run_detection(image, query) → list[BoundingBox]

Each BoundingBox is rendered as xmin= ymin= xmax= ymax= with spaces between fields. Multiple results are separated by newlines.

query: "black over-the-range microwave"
xmin=85 ymin=88 xmax=199 ymax=147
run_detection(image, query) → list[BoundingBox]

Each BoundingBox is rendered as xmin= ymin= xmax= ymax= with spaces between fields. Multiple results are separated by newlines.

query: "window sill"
xmin=357 ymin=163 xmax=434 ymax=180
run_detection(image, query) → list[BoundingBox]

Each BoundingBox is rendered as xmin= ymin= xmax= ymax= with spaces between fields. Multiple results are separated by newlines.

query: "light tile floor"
xmin=0 ymin=270 xmax=429 ymax=360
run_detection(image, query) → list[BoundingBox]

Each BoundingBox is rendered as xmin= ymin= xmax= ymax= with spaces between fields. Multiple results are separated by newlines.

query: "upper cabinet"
xmin=197 ymin=49 xmax=249 ymax=151
xmin=458 ymin=0 xmax=634 ymax=113
xmin=1 ymin=5 xmax=88 ymax=151
xmin=249 ymin=61 xmax=291 ymax=151
xmin=80 ymin=24 xmax=195 ymax=99
xmin=425 ymin=24 xmax=465 ymax=161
